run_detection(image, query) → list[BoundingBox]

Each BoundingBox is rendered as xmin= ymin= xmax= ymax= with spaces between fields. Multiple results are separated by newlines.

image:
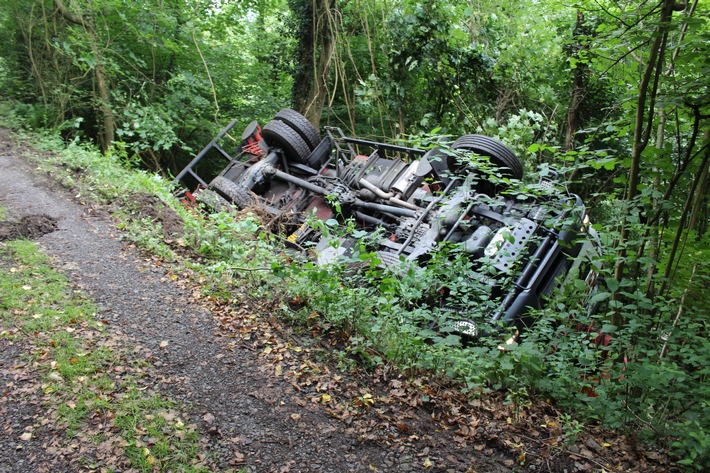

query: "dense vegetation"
xmin=1 ymin=0 xmax=708 ymax=469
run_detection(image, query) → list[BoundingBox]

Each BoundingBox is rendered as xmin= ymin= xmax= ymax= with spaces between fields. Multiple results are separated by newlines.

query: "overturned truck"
xmin=174 ymin=109 xmax=599 ymax=339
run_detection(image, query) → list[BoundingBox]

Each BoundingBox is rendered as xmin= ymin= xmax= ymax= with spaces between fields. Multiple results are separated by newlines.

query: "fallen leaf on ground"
xmin=203 ymin=413 xmax=215 ymax=424
xmin=231 ymin=452 xmax=246 ymax=465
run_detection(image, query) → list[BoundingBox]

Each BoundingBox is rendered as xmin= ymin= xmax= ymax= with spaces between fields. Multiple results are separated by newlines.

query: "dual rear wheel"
xmin=206 ymin=109 xmax=321 ymax=210
xmin=259 ymin=109 xmax=525 ymax=183
xmin=262 ymin=108 xmax=322 ymax=164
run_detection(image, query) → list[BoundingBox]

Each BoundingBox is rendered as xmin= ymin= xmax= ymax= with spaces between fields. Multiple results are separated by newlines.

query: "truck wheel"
xmin=274 ymin=108 xmax=321 ymax=150
xmin=452 ymin=135 xmax=524 ymax=180
xmin=209 ymin=176 xmax=255 ymax=209
xmin=195 ymin=189 xmax=231 ymax=213
xmin=262 ymin=119 xmax=311 ymax=164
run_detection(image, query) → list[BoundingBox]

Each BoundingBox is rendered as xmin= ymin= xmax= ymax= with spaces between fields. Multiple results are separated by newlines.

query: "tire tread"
xmin=210 ymin=176 xmax=255 ymax=209
xmin=262 ymin=120 xmax=312 ymax=164
xmin=452 ymin=135 xmax=524 ymax=180
xmin=274 ymin=108 xmax=321 ymax=150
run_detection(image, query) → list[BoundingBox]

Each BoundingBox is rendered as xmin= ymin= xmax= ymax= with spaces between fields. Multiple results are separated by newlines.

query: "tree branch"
xmin=53 ymin=0 xmax=85 ymax=27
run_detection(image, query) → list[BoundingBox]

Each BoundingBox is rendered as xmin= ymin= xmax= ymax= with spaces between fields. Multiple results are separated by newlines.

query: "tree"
xmin=53 ymin=0 xmax=115 ymax=151
xmin=609 ymin=0 xmax=707 ymax=305
xmin=565 ymin=10 xmax=590 ymax=152
xmin=289 ymin=0 xmax=338 ymax=127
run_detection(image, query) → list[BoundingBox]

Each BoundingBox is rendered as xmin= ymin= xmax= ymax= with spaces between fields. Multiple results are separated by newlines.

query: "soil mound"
xmin=125 ymin=192 xmax=185 ymax=237
xmin=0 ymin=214 xmax=58 ymax=241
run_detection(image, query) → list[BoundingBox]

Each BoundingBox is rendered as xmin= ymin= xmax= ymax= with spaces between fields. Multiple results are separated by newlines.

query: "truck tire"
xmin=262 ymin=119 xmax=311 ymax=164
xmin=209 ymin=176 xmax=255 ymax=209
xmin=452 ymin=135 xmax=524 ymax=180
xmin=195 ymin=188 xmax=231 ymax=213
xmin=274 ymin=108 xmax=321 ymax=150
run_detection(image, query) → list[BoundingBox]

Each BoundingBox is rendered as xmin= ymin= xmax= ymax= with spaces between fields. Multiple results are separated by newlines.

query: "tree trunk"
xmin=290 ymin=0 xmax=314 ymax=115
xmin=565 ymin=10 xmax=587 ymax=152
xmin=658 ymin=149 xmax=709 ymax=297
xmin=643 ymin=116 xmax=665 ymax=300
xmin=687 ymin=129 xmax=709 ymax=236
xmin=53 ymin=0 xmax=114 ymax=152
xmin=290 ymin=0 xmax=337 ymax=128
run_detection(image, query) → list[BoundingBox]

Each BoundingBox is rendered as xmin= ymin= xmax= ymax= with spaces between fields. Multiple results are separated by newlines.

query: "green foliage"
xmin=475 ymin=109 xmax=557 ymax=168
xmin=2 ymin=0 xmax=709 ymax=467
xmin=559 ymin=413 xmax=585 ymax=445
xmin=0 ymin=0 xmax=293 ymax=175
